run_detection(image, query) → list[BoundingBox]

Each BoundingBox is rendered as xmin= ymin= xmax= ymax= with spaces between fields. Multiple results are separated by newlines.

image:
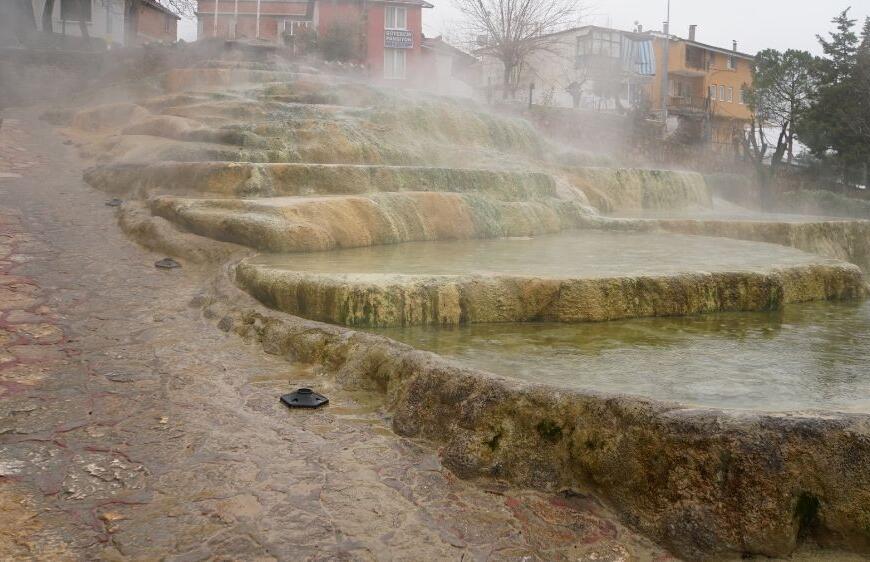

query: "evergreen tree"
xmin=859 ymin=16 xmax=870 ymax=55
xmin=816 ymin=8 xmax=858 ymax=83
xmin=798 ymin=8 xmax=869 ymax=177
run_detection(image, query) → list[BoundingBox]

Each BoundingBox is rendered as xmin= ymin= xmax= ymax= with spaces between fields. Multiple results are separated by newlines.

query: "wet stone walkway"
xmin=0 ymin=113 xmax=669 ymax=560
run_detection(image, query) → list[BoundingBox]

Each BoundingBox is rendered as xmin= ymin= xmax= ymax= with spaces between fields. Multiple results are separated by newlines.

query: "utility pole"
xmin=213 ymin=0 xmax=219 ymax=36
xmin=256 ymin=0 xmax=261 ymax=40
xmin=659 ymin=0 xmax=671 ymax=125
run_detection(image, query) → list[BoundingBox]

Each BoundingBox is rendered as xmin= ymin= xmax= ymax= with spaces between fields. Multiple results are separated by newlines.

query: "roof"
xmin=650 ymin=32 xmax=754 ymax=60
xmin=533 ymin=24 xmax=653 ymax=42
xmin=685 ymin=39 xmax=754 ymax=60
xmin=369 ymin=0 xmax=434 ymax=7
xmin=422 ymin=36 xmax=476 ymax=61
xmin=141 ymin=0 xmax=181 ymax=20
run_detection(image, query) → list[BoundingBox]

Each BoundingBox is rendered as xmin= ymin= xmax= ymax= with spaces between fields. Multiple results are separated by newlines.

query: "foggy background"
xmin=179 ymin=1 xmax=866 ymax=56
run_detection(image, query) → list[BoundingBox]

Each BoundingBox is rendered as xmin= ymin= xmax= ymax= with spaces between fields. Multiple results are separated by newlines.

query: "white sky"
xmin=424 ymin=1 xmax=869 ymax=56
xmin=179 ymin=1 xmax=869 ymax=56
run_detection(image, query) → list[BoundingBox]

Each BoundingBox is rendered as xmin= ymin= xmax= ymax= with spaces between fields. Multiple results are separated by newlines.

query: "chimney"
xmin=733 ymin=40 xmax=738 ymax=52
xmin=689 ymin=25 xmax=697 ymax=41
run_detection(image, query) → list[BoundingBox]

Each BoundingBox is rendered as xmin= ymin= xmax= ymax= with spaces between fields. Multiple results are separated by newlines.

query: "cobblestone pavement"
xmin=0 ymin=112 xmax=672 ymax=561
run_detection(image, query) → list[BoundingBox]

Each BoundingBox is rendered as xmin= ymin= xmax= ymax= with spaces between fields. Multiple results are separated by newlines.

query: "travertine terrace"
xmin=66 ymin=50 xmax=870 ymax=560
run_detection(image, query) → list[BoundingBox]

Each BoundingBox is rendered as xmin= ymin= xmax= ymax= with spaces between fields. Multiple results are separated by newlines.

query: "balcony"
xmin=668 ymin=95 xmax=709 ymax=116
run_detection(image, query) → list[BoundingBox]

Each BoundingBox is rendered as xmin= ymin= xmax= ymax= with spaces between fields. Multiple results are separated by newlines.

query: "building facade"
xmin=196 ymin=0 xmax=312 ymax=42
xmin=134 ymin=0 xmax=180 ymax=44
xmin=29 ymin=0 xmax=179 ymax=46
xmin=477 ymin=24 xmax=754 ymax=152
xmin=477 ymin=26 xmax=657 ymax=112
xmin=649 ymin=26 xmax=754 ymax=150
xmin=195 ymin=0 xmax=432 ymax=83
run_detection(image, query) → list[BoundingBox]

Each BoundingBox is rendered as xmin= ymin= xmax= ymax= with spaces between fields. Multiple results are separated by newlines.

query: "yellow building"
xmin=649 ymin=27 xmax=754 ymax=151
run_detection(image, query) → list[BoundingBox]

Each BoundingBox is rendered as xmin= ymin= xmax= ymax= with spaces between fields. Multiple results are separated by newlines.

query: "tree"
xmin=39 ymin=0 xmax=89 ymax=39
xmin=749 ymin=49 xmax=817 ymax=163
xmin=798 ymin=9 xmax=870 ymax=177
xmin=816 ymin=8 xmax=858 ymax=84
xmin=42 ymin=0 xmax=56 ymax=34
xmin=454 ymin=0 xmax=578 ymax=99
xmin=77 ymin=0 xmax=90 ymax=40
xmin=317 ymin=20 xmax=363 ymax=62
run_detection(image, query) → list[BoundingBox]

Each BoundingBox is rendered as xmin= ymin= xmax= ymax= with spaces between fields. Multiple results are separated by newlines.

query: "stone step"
xmin=147 ymin=193 xmax=598 ymax=253
xmin=234 ymin=230 xmax=866 ymax=327
xmin=85 ymin=162 xmax=561 ymax=199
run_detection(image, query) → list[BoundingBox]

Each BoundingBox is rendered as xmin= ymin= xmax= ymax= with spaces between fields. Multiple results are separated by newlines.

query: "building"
xmin=28 ymin=0 xmax=179 ymax=46
xmin=420 ymin=35 xmax=478 ymax=97
xmin=477 ymin=26 xmax=657 ymax=111
xmin=195 ymin=0 xmax=433 ymax=83
xmin=134 ymin=0 xmax=181 ymax=44
xmin=196 ymin=0 xmax=313 ymax=42
xmin=649 ymin=25 xmax=754 ymax=150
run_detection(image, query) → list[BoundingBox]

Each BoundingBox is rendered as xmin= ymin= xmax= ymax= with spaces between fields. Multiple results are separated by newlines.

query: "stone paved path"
xmin=0 ymin=112 xmax=671 ymax=561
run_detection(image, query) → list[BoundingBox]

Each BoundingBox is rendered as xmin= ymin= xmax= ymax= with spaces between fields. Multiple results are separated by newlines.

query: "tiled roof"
xmin=142 ymin=0 xmax=181 ymax=19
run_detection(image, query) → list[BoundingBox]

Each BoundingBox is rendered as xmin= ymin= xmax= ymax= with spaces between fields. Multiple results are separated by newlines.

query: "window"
xmin=739 ymin=87 xmax=746 ymax=105
xmin=576 ymin=31 xmax=620 ymax=58
xmin=385 ymin=6 xmax=407 ymax=30
xmin=709 ymin=84 xmax=716 ymax=100
xmin=384 ymin=48 xmax=406 ymax=79
xmin=719 ymin=85 xmax=725 ymax=101
xmin=726 ymin=87 xmax=733 ymax=103
xmin=727 ymin=55 xmax=736 ymax=70
xmin=61 ymin=0 xmax=92 ymax=22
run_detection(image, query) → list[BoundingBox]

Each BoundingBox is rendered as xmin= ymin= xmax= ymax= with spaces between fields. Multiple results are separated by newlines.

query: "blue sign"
xmin=385 ymin=29 xmax=413 ymax=49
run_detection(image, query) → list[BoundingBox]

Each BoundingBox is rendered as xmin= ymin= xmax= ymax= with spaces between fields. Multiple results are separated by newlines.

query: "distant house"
xmin=135 ymin=0 xmax=181 ymax=44
xmin=195 ymin=0 xmax=434 ymax=83
xmin=477 ymin=25 xmax=657 ymax=111
xmin=420 ymin=35 xmax=478 ymax=97
xmin=28 ymin=0 xmax=179 ymax=46
xmin=477 ymin=23 xmax=754 ymax=152
xmin=649 ymin=26 xmax=754 ymax=151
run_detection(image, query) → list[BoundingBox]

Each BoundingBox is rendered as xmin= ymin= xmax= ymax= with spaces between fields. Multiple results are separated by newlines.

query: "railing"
xmin=668 ymin=95 xmax=709 ymax=113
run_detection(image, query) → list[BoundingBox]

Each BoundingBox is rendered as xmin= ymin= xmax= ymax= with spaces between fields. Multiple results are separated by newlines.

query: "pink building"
xmin=196 ymin=0 xmax=433 ymax=82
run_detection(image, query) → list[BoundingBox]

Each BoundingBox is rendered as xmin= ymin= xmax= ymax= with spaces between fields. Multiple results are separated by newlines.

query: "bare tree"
xmin=77 ymin=0 xmax=90 ymax=39
xmin=454 ymin=0 xmax=578 ymax=98
xmin=42 ymin=0 xmax=56 ymax=34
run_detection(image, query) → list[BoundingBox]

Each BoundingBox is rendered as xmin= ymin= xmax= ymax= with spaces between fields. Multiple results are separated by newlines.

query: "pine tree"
xmin=799 ymin=8 xmax=869 ymax=173
xmin=816 ymin=8 xmax=858 ymax=83
xmin=861 ymin=17 xmax=870 ymax=53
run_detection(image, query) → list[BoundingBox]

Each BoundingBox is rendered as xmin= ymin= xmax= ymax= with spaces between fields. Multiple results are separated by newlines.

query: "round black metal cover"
xmin=281 ymin=388 xmax=328 ymax=409
xmin=155 ymin=257 xmax=181 ymax=269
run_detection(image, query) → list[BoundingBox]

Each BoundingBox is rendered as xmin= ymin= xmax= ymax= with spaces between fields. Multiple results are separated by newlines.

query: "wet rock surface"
xmin=13 ymin=53 xmax=870 ymax=560
xmin=0 ymin=114 xmax=672 ymax=559
xmin=234 ymin=232 xmax=866 ymax=327
xmin=208 ymin=273 xmax=870 ymax=560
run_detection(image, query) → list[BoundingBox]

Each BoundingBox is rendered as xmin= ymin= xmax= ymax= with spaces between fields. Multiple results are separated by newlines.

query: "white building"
xmin=30 ymin=0 xmax=127 ymax=45
xmin=479 ymin=25 xmax=657 ymax=112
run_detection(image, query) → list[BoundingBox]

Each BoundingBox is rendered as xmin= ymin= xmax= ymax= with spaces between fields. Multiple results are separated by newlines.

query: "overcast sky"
xmin=424 ymin=1 xmax=868 ymax=56
xmin=179 ymin=1 xmax=868 ymax=56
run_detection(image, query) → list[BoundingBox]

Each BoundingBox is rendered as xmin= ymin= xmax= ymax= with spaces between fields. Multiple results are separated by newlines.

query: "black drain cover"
xmin=155 ymin=257 xmax=181 ymax=269
xmin=281 ymin=388 xmax=328 ymax=409
xmin=105 ymin=198 xmax=123 ymax=207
